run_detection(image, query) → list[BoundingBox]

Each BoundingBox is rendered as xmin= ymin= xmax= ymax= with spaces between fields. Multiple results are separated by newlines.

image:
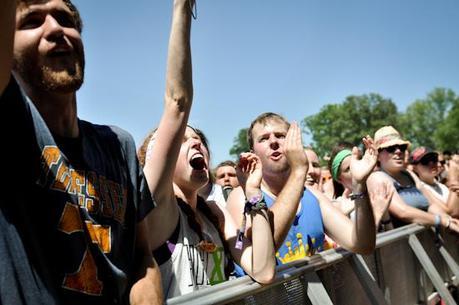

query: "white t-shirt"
xmin=424 ymin=181 xmax=449 ymax=203
xmin=205 ymin=183 xmax=227 ymax=208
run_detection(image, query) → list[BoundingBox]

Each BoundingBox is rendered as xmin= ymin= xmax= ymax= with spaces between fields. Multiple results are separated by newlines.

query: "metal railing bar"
xmin=350 ymin=254 xmax=389 ymax=305
xmin=166 ymin=224 xmax=454 ymax=305
xmin=304 ymin=272 xmax=334 ymax=305
xmin=408 ymin=234 xmax=457 ymax=305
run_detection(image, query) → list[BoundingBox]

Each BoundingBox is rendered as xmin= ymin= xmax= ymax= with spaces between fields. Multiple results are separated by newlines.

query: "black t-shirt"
xmin=0 ymin=78 xmax=155 ymax=305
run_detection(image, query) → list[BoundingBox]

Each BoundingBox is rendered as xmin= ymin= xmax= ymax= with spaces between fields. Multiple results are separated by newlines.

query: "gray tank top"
xmin=382 ymin=170 xmax=429 ymax=211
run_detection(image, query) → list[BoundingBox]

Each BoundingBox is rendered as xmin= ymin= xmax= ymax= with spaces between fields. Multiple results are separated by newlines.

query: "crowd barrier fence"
xmin=166 ymin=224 xmax=459 ymax=305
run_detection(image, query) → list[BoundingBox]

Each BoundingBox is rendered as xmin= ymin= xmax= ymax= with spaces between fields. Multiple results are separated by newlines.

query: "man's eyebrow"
xmin=17 ymin=8 xmax=39 ymax=20
xmin=18 ymin=5 xmax=73 ymax=20
xmin=256 ymin=132 xmax=269 ymax=139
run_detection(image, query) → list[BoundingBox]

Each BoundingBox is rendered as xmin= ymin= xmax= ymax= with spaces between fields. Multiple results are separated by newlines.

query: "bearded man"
xmin=0 ymin=1 xmax=162 ymax=304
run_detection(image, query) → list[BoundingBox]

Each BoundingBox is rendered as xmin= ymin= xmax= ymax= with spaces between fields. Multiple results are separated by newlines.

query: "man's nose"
xmin=43 ymin=15 xmax=65 ymax=41
xmin=269 ymin=136 xmax=279 ymax=149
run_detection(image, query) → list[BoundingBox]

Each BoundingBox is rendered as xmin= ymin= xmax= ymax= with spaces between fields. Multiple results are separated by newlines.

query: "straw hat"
xmin=374 ymin=126 xmax=410 ymax=150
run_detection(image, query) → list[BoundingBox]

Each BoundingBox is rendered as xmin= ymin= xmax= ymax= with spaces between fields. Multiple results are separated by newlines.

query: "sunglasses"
xmin=380 ymin=144 xmax=408 ymax=154
xmin=419 ymin=156 xmax=438 ymax=166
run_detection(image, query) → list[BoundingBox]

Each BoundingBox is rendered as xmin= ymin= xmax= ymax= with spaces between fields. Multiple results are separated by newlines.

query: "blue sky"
xmin=76 ymin=0 xmax=459 ymax=168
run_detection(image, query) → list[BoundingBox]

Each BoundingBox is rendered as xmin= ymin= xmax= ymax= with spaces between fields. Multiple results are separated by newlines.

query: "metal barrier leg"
xmin=408 ymin=234 xmax=457 ymax=305
xmin=438 ymin=244 xmax=459 ymax=285
xmin=349 ymin=255 xmax=389 ymax=305
xmin=303 ymin=272 xmax=334 ymax=305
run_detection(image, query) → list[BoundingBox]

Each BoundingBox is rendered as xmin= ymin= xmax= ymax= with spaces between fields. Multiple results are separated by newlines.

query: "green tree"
xmin=302 ymin=93 xmax=399 ymax=158
xmin=435 ymin=102 xmax=459 ymax=151
xmin=229 ymin=128 xmax=249 ymax=158
xmin=399 ymin=88 xmax=459 ymax=150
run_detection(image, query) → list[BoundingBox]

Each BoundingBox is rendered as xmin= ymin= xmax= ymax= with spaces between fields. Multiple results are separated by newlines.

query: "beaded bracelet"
xmin=349 ymin=191 xmax=367 ymax=201
xmin=235 ymin=194 xmax=267 ymax=250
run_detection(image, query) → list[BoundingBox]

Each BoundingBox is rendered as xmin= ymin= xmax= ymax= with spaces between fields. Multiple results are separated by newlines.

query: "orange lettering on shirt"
xmin=62 ymin=247 xmax=103 ymax=296
xmin=58 ymin=202 xmax=84 ymax=234
xmin=86 ymin=171 xmax=98 ymax=199
xmin=85 ymin=221 xmax=111 ymax=254
xmin=39 ymin=146 xmax=62 ymax=187
xmin=99 ymin=176 xmax=114 ymax=218
xmin=114 ymin=187 xmax=127 ymax=224
xmin=52 ymin=162 xmax=71 ymax=192
xmin=108 ymin=181 xmax=127 ymax=223
xmin=68 ymin=169 xmax=86 ymax=195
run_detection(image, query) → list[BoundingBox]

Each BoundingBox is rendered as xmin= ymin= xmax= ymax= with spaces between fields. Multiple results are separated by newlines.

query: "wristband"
xmin=434 ymin=214 xmax=441 ymax=229
xmin=244 ymin=193 xmax=267 ymax=213
xmin=349 ymin=191 xmax=367 ymax=201
xmin=235 ymin=193 xmax=267 ymax=250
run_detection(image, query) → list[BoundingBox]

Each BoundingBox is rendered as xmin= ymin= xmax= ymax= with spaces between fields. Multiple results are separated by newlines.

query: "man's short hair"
xmin=215 ymin=160 xmax=236 ymax=170
xmin=18 ymin=0 xmax=83 ymax=33
xmin=247 ymin=112 xmax=290 ymax=149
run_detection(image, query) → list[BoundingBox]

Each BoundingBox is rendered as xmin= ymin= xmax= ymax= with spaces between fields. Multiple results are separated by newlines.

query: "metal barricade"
xmin=166 ymin=224 xmax=459 ymax=305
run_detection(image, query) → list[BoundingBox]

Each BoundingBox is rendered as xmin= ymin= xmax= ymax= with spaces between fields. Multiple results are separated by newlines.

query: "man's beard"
xmin=13 ymin=50 xmax=85 ymax=94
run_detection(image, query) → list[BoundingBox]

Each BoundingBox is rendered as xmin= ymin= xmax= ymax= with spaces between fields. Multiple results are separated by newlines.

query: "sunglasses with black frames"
xmin=419 ymin=155 xmax=438 ymax=166
xmin=379 ymin=144 xmax=408 ymax=154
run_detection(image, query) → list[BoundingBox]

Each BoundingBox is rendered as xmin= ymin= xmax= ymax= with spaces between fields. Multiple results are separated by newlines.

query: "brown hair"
xmin=215 ymin=160 xmax=236 ymax=170
xmin=137 ymin=126 xmax=233 ymax=275
xmin=247 ymin=112 xmax=290 ymax=149
xmin=177 ymin=197 xmax=234 ymax=276
xmin=18 ymin=0 xmax=83 ymax=33
xmin=327 ymin=142 xmax=354 ymax=198
xmin=138 ymin=128 xmax=157 ymax=168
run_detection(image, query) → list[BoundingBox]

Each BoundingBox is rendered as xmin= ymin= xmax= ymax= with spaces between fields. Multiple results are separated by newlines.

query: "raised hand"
xmin=448 ymin=182 xmax=459 ymax=195
xmin=350 ymin=135 xmax=378 ymax=184
xmin=447 ymin=217 xmax=459 ymax=235
xmin=448 ymin=154 xmax=459 ymax=183
xmin=406 ymin=169 xmax=423 ymax=189
xmin=284 ymin=122 xmax=308 ymax=173
xmin=237 ymin=152 xmax=263 ymax=198
xmin=368 ymin=180 xmax=394 ymax=226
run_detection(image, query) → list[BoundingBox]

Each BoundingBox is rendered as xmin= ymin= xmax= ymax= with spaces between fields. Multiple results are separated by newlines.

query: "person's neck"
xmin=173 ymin=183 xmax=199 ymax=211
xmin=198 ymin=182 xmax=213 ymax=199
xmin=24 ymin=86 xmax=79 ymax=138
xmin=262 ymin=169 xmax=290 ymax=197
xmin=421 ymin=176 xmax=436 ymax=185
xmin=383 ymin=167 xmax=404 ymax=181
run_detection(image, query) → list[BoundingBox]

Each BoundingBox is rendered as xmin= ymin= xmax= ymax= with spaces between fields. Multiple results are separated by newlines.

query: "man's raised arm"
xmin=267 ymin=123 xmax=308 ymax=250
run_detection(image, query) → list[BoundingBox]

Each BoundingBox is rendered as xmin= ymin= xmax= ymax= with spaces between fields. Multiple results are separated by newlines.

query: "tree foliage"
xmin=398 ymin=88 xmax=459 ymax=150
xmin=229 ymin=88 xmax=459 ymax=161
xmin=229 ymin=128 xmax=249 ymax=158
xmin=302 ymin=94 xmax=399 ymax=158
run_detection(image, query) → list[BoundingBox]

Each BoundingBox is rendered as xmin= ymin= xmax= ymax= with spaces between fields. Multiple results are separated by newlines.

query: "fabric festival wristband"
xmin=235 ymin=194 xmax=267 ymax=250
xmin=434 ymin=214 xmax=441 ymax=229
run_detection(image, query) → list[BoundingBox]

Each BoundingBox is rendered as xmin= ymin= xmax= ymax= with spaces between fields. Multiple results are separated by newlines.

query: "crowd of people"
xmin=1 ymin=0 xmax=458 ymax=304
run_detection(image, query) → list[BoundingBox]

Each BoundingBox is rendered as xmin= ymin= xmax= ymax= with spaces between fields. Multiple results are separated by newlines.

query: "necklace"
xmin=197 ymin=240 xmax=217 ymax=253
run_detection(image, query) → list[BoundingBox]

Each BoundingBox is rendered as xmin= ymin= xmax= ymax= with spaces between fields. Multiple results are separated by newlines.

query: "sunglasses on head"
xmin=380 ymin=144 xmax=408 ymax=154
xmin=419 ymin=155 xmax=438 ymax=166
